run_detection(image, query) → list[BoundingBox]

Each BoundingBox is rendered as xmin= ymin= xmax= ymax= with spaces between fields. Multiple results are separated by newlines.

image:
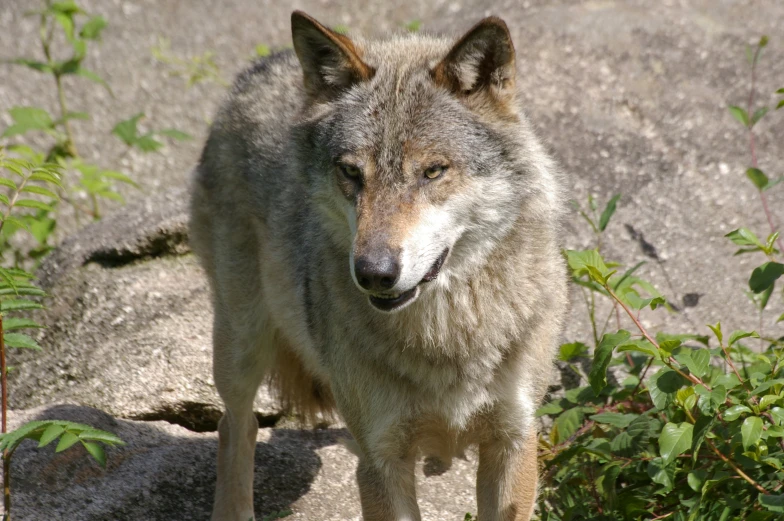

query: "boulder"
xmin=9 ymin=189 xmax=281 ymax=431
xmin=9 ymin=405 xmax=476 ymax=520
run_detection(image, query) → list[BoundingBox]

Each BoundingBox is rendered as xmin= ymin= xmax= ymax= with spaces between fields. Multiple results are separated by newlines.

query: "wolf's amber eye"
xmin=338 ymin=164 xmax=362 ymax=179
xmin=424 ymin=165 xmax=448 ymax=180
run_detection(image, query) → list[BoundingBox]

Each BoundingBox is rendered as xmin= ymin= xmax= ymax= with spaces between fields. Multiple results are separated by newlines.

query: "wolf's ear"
xmin=291 ymin=11 xmax=374 ymax=100
xmin=432 ymin=17 xmax=516 ymax=102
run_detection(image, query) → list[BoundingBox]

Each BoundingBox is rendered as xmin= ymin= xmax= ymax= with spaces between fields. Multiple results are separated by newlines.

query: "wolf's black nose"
xmin=354 ymin=254 xmax=400 ymax=291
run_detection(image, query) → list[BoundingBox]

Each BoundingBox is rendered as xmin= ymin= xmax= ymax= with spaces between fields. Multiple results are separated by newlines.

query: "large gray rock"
xmin=9 ymin=405 xmax=476 ymax=521
xmin=9 ymin=189 xmax=281 ymax=431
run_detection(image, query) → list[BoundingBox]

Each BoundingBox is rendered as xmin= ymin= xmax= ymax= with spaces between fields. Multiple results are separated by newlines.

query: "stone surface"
xmin=9 ymin=189 xmax=280 ymax=430
xmin=9 ymin=405 xmax=476 ymax=521
xmin=1 ymin=0 xmax=784 ymax=519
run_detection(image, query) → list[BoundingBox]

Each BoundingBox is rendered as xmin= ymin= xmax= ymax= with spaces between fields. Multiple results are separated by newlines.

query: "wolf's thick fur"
xmin=190 ymin=11 xmax=567 ymax=521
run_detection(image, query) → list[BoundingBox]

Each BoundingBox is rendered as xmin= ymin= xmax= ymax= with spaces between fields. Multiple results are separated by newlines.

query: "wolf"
xmin=189 ymin=10 xmax=567 ymax=521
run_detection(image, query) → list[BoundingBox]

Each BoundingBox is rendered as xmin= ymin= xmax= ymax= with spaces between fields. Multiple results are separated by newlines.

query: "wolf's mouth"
xmin=368 ymin=248 xmax=450 ymax=312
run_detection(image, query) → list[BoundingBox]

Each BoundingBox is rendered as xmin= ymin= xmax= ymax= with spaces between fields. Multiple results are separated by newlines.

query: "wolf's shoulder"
xmin=212 ymin=50 xmax=304 ymax=135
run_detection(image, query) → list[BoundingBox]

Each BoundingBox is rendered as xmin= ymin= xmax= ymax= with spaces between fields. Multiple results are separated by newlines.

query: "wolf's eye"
xmin=424 ymin=165 xmax=448 ymax=180
xmin=338 ymin=164 xmax=362 ymax=179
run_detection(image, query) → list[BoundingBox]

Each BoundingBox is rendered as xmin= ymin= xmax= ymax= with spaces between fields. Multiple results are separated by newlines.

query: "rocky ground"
xmin=1 ymin=0 xmax=784 ymax=519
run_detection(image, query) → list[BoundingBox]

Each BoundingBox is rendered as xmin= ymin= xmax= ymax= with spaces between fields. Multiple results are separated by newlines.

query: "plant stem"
xmin=747 ymin=44 xmax=784 ymax=253
xmin=40 ymin=10 xmax=77 ymax=158
xmin=1 ymin=313 xmax=9 ymax=520
xmin=605 ymin=285 xmax=708 ymax=388
xmin=54 ymin=74 xmax=78 ymax=158
xmin=706 ymin=438 xmax=768 ymax=494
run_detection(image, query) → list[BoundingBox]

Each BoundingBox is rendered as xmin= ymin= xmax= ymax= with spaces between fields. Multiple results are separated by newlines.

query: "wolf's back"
xmin=192 ymin=51 xmax=306 ymax=218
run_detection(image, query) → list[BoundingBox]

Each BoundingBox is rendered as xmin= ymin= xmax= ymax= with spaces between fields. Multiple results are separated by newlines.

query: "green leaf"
xmin=729 ymin=330 xmax=760 ymax=346
xmin=746 ymin=168 xmax=769 ymax=190
xmin=53 ymin=11 xmax=75 ymax=42
xmin=649 ymin=369 xmax=685 ymax=410
xmin=10 ymin=58 xmax=53 ymax=74
xmin=112 ymin=113 xmax=143 ymax=146
xmin=589 ymin=412 xmax=637 ymax=428
xmin=691 ymin=414 xmax=714 ymax=461
xmin=759 ymin=494 xmax=784 ymax=513
xmin=558 ymin=342 xmax=589 ymax=361
xmin=617 ymin=339 xmax=660 ymax=360
xmin=55 ymin=431 xmax=80 ymax=452
xmin=741 ymin=416 xmax=763 ymax=450
xmin=134 ymin=134 xmax=164 ymax=152
xmin=404 ymin=20 xmax=422 ymax=32
xmin=38 ymin=424 xmax=65 ymax=448
xmin=729 ymin=105 xmax=750 ymax=126
xmin=598 ymin=194 xmax=621 ymax=232
xmin=589 ymin=330 xmax=631 ymax=394
xmin=157 ymin=128 xmax=192 ymax=141
xmin=0 ymin=299 xmax=43 ymax=312
xmin=21 ymin=185 xmax=59 ymax=201
xmin=76 ymin=68 xmax=112 ymax=94
xmin=751 ymin=107 xmax=769 ymax=127
xmin=254 ymin=44 xmax=271 ymax=57
xmin=725 ymin=228 xmax=763 ymax=248
xmin=2 ymin=107 xmax=54 ymax=138
xmin=554 ymin=407 xmax=585 ymax=443
xmin=3 ymin=332 xmax=42 ymax=350
xmin=675 ymin=348 xmax=710 ymax=378
xmin=687 ymin=470 xmax=708 ymax=492
xmin=14 ymin=199 xmax=54 ymax=212
xmin=708 ymin=322 xmax=723 ymax=344
xmin=565 ymin=249 xmax=613 ymax=284
xmin=749 ymin=262 xmax=784 ymax=293
xmin=771 ymin=407 xmax=784 ymax=425
xmin=78 ymin=429 xmax=123 ymax=446
xmin=648 ymin=458 xmax=675 ymax=491
xmin=81 ymin=441 xmax=106 ymax=467
xmin=723 ymin=404 xmax=752 ymax=422
xmin=2 ymin=317 xmax=43 ymax=331
xmin=80 ymin=16 xmax=107 ymax=40
xmin=535 ymin=401 xmax=563 ymax=417
xmin=49 ymin=1 xmax=83 ymax=15
xmin=659 ymin=422 xmax=693 ymax=465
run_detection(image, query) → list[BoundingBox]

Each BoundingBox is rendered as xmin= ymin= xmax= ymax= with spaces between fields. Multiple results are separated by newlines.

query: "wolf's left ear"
xmin=432 ymin=17 xmax=516 ymax=102
xmin=291 ymin=11 xmax=374 ymax=100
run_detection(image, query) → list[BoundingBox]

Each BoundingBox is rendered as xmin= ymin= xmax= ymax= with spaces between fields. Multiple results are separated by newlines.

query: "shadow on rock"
xmin=11 ymin=404 xmax=348 ymax=521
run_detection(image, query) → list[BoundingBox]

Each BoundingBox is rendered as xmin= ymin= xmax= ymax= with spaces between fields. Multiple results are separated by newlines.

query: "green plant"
xmin=4 ymin=1 xmax=190 ymax=230
xmin=534 ymin=36 xmax=783 ymax=521
xmin=0 ymin=147 xmax=123 ymax=521
xmin=0 ymin=2 xmax=191 ymax=518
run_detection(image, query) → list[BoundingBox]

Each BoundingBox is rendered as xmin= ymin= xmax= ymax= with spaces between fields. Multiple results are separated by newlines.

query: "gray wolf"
xmin=190 ymin=10 xmax=567 ymax=521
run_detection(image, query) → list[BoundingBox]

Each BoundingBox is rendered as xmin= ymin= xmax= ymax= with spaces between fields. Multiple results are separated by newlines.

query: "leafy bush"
xmin=534 ymin=36 xmax=783 ymax=521
xmin=0 ymin=1 xmax=189 ymax=519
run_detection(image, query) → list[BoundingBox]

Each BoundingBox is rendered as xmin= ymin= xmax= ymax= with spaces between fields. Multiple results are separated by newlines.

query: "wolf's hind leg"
xmin=476 ymin=429 xmax=539 ymax=521
xmin=211 ymin=306 xmax=269 ymax=521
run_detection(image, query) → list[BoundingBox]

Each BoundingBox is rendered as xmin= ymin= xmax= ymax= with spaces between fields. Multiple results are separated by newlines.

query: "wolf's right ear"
xmin=291 ymin=11 xmax=374 ymax=101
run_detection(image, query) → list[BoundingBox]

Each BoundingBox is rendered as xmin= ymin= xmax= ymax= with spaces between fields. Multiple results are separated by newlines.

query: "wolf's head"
xmin=291 ymin=12 xmax=559 ymax=313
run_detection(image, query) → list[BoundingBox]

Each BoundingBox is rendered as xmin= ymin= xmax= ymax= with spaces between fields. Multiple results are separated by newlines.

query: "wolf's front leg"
xmin=356 ymin=454 xmax=421 ymax=521
xmin=476 ymin=429 xmax=539 ymax=521
xmin=211 ymin=310 xmax=267 ymax=521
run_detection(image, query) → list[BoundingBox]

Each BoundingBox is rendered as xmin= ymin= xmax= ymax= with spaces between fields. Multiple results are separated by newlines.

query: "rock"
xmin=9 ymin=189 xmax=281 ymax=431
xmin=9 ymin=405 xmax=477 ymax=520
